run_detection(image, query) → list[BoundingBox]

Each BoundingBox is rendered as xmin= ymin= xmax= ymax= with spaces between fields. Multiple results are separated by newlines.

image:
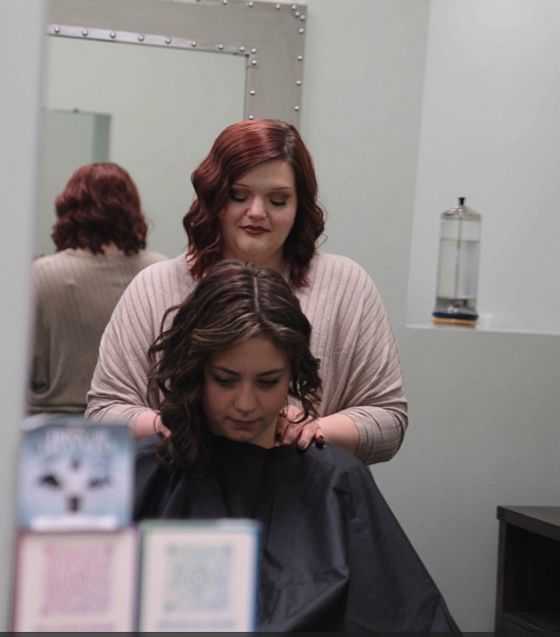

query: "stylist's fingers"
xmin=153 ymin=413 xmax=171 ymax=439
xmin=281 ymin=419 xmax=306 ymax=445
xmin=296 ymin=420 xmax=323 ymax=450
xmin=275 ymin=411 xmax=290 ymax=445
xmin=159 ymin=423 xmax=171 ymax=439
xmin=276 ymin=405 xmax=306 ymax=445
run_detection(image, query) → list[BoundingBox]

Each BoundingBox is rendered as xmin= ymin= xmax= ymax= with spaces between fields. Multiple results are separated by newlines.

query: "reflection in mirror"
xmin=29 ymin=160 xmax=167 ymax=416
xmin=31 ymin=0 xmax=305 ymax=419
xmin=37 ymin=108 xmax=111 ymax=257
xmin=42 ymin=35 xmax=245 ymax=257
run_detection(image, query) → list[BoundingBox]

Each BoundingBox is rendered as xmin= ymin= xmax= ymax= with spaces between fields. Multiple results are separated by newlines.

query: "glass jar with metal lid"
xmin=432 ymin=196 xmax=482 ymax=327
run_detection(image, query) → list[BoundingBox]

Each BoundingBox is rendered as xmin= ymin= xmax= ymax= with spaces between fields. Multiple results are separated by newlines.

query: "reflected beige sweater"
xmin=29 ymin=248 xmax=166 ymax=414
xmin=86 ymin=253 xmax=408 ymax=463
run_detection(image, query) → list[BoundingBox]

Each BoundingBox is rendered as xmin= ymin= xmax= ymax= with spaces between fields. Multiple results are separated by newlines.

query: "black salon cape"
xmin=134 ymin=436 xmax=459 ymax=633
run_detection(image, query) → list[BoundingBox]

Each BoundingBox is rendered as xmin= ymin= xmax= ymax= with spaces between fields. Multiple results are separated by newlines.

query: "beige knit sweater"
xmin=86 ymin=253 xmax=408 ymax=463
xmin=29 ymin=248 xmax=166 ymax=414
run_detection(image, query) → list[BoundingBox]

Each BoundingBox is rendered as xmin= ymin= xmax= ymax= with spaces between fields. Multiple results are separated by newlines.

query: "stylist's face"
xmin=220 ymin=160 xmax=297 ymax=272
xmin=203 ymin=335 xmax=290 ymax=448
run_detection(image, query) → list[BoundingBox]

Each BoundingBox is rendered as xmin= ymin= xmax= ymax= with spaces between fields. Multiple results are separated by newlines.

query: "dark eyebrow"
xmin=256 ymin=369 xmax=287 ymax=377
xmin=234 ymin=183 xmax=293 ymax=192
xmin=211 ymin=366 xmax=239 ymax=376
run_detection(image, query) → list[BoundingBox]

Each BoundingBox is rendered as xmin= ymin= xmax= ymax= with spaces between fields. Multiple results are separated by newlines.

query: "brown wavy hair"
xmin=148 ymin=260 xmax=322 ymax=469
xmin=52 ymin=162 xmax=148 ymax=254
xmin=183 ymin=119 xmax=325 ymax=287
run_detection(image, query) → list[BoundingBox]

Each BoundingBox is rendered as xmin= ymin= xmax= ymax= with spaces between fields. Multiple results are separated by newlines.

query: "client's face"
xmin=203 ymin=335 xmax=290 ymax=448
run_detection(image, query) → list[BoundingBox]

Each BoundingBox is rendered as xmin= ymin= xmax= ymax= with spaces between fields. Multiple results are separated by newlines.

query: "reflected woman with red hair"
xmin=87 ymin=120 xmax=408 ymax=465
xmin=29 ymin=162 xmax=165 ymax=414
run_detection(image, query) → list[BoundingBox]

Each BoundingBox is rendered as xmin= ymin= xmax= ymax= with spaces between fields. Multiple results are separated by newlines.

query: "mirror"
xmin=28 ymin=0 xmax=306 ymax=416
xmin=41 ymin=35 xmax=245 ymax=257
xmin=41 ymin=0 xmax=306 ymax=257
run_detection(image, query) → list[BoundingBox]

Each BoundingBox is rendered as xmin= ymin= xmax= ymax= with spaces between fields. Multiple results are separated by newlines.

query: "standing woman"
xmin=86 ymin=120 xmax=407 ymax=464
xmin=29 ymin=162 xmax=165 ymax=415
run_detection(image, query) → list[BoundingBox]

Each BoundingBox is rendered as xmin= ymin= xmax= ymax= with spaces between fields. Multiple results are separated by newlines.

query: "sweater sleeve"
xmin=85 ymin=261 xmax=181 ymax=430
xmin=312 ymin=256 xmax=408 ymax=464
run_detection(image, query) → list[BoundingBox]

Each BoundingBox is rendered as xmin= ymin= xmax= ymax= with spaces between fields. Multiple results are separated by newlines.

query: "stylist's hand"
xmin=135 ymin=410 xmax=171 ymax=439
xmin=275 ymin=405 xmax=325 ymax=450
xmin=153 ymin=413 xmax=171 ymax=439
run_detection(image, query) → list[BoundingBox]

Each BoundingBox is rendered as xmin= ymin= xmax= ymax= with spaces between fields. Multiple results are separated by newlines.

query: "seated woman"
xmin=135 ymin=260 xmax=459 ymax=633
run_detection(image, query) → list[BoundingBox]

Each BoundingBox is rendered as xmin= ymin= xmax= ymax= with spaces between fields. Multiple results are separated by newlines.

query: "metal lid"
xmin=442 ymin=196 xmax=481 ymax=219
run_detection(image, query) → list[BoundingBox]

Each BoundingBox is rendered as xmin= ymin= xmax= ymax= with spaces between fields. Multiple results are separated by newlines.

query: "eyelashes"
xmin=229 ymin=190 xmax=290 ymax=207
xmin=229 ymin=191 xmax=247 ymax=203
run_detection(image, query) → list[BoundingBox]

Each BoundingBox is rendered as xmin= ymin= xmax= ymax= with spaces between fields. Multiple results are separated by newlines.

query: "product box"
xmin=12 ymin=528 xmax=138 ymax=632
xmin=17 ymin=415 xmax=132 ymax=530
xmin=138 ymin=519 xmax=260 ymax=632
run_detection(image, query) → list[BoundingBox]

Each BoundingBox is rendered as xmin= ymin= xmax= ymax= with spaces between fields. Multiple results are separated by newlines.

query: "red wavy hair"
xmin=183 ymin=119 xmax=325 ymax=287
xmin=52 ymin=162 xmax=148 ymax=254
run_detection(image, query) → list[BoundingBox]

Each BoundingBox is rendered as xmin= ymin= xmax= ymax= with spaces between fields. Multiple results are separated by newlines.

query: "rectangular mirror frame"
xmin=47 ymin=0 xmax=306 ymax=126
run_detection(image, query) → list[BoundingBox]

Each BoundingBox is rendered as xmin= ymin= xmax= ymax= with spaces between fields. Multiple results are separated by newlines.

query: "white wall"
xmin=299 ymin=0 xmax=429 ymax=324
xmin=292 ymin=0 xmax=560 ymax=632
xmin=0 ymin=1 xmax=44 ymax=628
xmin=407 ymin=0 xmax=560 ymax=334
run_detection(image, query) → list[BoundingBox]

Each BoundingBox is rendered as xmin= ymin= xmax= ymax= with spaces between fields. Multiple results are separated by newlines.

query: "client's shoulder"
xmin=302 ymin=442 xmax=372 ymax=480
xmin=134 ymin=436 xmax=170 ymax=483
xmin=133 ymin=436 xmax=176 ymax=521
